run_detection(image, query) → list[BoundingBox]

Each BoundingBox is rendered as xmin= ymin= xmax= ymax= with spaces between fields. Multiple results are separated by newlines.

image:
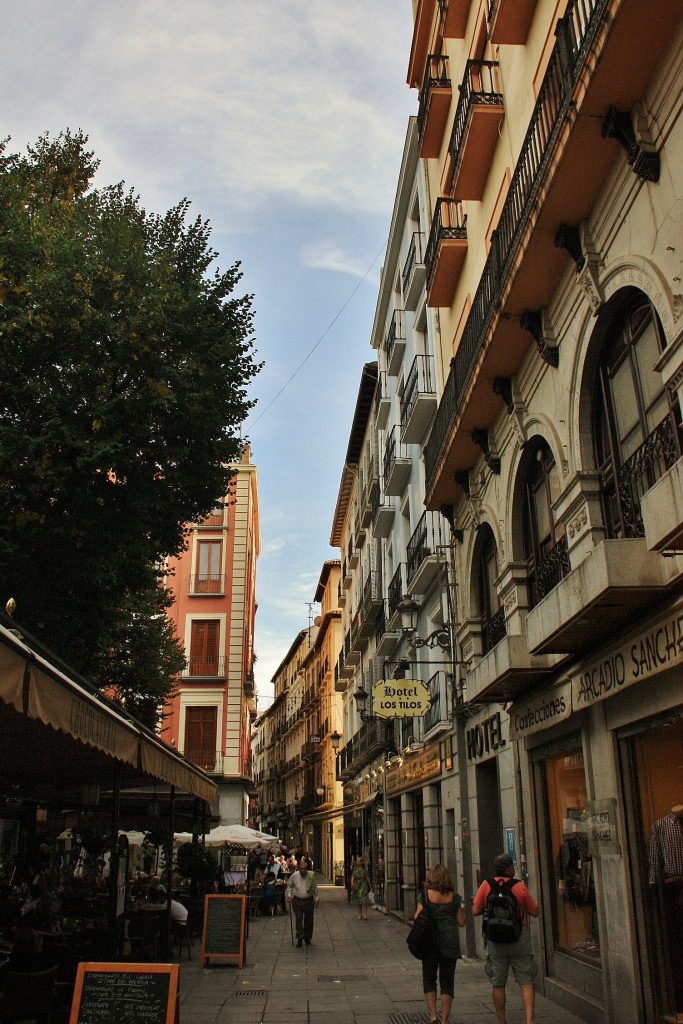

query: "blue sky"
xmin=0 ymin=1 xmax=416 ymax=706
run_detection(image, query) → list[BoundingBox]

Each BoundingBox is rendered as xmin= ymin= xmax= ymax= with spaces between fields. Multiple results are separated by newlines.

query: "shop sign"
xmin=466 ymin=711 xmax=506 ymax=761
xmin=587 ymin=798 xmax=621 ymax=854
xmin=508 ymin=681 xmax=572 ymax=741
xmin=505 ymin=827 xmax=517 ymax=865
xmin=372 ymin=679 xmax=431 ymax=718
xmin=572 ymin=601 xmax=683 ymax=709
xmin=385 ymin=743 xmax=441 ymax=796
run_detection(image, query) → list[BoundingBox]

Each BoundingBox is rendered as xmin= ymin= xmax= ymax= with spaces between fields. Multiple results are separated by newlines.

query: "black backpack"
xmin=483 ymin=877 xmax=523 ymax=943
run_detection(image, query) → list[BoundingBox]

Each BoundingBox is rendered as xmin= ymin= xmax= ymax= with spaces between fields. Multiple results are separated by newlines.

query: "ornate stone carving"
xmin=567 ymin=506 xmax=588 ymax=539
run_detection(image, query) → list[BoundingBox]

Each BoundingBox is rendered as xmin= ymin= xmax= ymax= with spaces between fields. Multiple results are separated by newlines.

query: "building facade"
xmin=408 ymin=0 xmax=683 ymax=1021
xmin=162 ymin=445 xmax=260 ymax=826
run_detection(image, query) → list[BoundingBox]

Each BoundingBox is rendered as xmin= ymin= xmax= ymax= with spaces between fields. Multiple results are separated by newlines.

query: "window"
xmin=523 ymin=441 xmax=567 ymax=608
xmin=189 ymin=620 xmax=220 ymax=675
xmin=195 ymin=541 xmax=222 ymax=593
xmin=593 ymin=294 xmax=679 ymax=538
xmin=184 ymin=706 xmax=218 ymax=770
xmin=542 ymin=744 xmax=600 ymax=963
xmin=476 ymin=525 xmax=505 ymax=652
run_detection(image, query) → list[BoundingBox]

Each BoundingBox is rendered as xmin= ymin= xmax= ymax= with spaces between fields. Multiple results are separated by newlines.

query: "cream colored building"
xmin=408 ymin=0 xmax=683 ymax=1021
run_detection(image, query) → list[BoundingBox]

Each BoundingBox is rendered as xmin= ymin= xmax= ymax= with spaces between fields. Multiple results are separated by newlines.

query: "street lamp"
xmin=330 ymin=730 xmax=341 ymax=752
xmin=397 ymin=594 xmax=453 ymax=651
xmin=354 ymin=687 xmax=374 ymax=722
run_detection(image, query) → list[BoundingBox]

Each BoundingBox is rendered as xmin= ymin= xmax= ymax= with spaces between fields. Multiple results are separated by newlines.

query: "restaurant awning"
xmin=0 ymin=622 xmax=216 ymax=806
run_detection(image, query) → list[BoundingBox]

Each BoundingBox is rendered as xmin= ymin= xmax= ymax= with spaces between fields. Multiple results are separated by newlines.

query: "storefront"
xmin=511 ymin=599 xmax=683 ymax=1023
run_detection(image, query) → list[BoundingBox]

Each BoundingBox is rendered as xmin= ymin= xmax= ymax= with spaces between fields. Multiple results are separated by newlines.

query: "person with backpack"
xmin=471 ymin=853 xmax=539 ymax=1024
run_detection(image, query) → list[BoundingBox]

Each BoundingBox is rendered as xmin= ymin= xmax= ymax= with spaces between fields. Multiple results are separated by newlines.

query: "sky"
xmin=0 ymin=1 xmax=417 ymax=708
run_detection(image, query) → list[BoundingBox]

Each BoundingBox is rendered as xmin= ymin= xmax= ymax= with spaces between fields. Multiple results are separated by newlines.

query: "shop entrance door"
xmin=620 ymin=714 xmax=683 ymax=1022
xmin=476 ymin=757 xmax=502 ymax=881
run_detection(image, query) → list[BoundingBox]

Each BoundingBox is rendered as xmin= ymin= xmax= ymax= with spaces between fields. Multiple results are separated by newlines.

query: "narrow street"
xmin=176 ymin=884 xmax=586 ymax=1024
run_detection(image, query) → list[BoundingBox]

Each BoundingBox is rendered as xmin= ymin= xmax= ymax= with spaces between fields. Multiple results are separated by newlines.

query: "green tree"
xmin=0 ymin=131 xmax=261 ymax=718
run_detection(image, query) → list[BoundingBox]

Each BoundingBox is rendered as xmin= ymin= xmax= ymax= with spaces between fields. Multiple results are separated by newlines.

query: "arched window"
xmin=593 ymin=294 xmax=679 ymax=537
xmin=523 ymin=440 xmax=568 ymax=608
xmin=475 ymin=524 xmax=505 ymax=652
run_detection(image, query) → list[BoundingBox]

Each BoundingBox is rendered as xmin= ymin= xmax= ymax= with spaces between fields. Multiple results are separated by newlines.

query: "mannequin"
xmin=648 ymin=804 xmax=683 ymax=1009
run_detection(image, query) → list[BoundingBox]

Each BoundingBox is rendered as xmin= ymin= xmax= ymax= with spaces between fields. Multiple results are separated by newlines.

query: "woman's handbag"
xmin=367 ymin=889 xmax=375 ymax=906
xmin=406 ymin=891 xmax=435 ymax=959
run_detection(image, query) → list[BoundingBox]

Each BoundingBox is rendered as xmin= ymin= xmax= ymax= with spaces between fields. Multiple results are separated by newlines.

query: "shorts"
xmin=422 ymin=953 xmax=458 ymax=998
xmin=485 ymin=927 xmax=537 ymax=987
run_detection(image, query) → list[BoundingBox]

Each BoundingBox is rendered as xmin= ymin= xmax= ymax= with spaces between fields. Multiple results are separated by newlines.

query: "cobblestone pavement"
xmin=172 ymin=884 xmax=588 ymax=1024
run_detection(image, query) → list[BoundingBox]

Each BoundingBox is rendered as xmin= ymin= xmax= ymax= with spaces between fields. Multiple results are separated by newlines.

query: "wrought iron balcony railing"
xmin=484 ymin=604 xmax=507 ymax=653
xmin=618 ymin=413 xmax=680 ymax=538
xmin=425 ymin=198 xmax=467 ymax=296
xmin=189 ymin=573 xmax=225 ymax=594
xmin=401 ymin=355 xmax=436 ymax=435
xmin=444 ymin=59 xmax=503 ymax=195
xmin=182 ymin=655 xmax=226 ymax=677
xmin=425 ymin=0 xmax=609 ymax=493
xmin=388 ymin=562 xmax=406 ymax=619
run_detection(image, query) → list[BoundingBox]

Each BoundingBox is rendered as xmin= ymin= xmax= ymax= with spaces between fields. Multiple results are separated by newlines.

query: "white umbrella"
xmin=173 ymin=824 xmax=281 ymax=850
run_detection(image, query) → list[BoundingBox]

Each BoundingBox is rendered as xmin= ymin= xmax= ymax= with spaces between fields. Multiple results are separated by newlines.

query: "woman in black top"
xmin=414 ymin=864 xmax=465 ymax=1024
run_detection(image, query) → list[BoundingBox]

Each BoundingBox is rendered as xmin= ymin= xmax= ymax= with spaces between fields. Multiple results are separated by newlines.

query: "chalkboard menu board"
xmin=201 ymin=894 xmax=246 ymax=968
xmin=69 ymin=963 xmax=179 ymax=1024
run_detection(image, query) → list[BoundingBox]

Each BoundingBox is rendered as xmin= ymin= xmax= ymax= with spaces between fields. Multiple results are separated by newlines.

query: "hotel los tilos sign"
xmin=371 ymin=679 xmax=431 ymax=719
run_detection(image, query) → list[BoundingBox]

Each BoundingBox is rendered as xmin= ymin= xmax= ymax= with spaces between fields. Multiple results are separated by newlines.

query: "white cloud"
xmin=301 ymin=239 xmax=379 ymax=278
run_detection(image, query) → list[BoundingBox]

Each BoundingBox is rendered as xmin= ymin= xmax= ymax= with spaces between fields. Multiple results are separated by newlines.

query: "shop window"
xmin=625 ymin=716 xmax=683 ymax=1017
xmin=542 ymin=745 xmax=600 ymax=962
xmin=593 ymin=293 xmax=680 ymax=538
xmin=523 ymin=440 xmax=568 ymax=608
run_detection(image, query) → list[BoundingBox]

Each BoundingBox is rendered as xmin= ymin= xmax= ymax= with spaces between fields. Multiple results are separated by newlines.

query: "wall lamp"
xmin=397 ymin=595 xmax=453 ymax=651
xmin=330 ymin=730 xmax=342 ymax=752
xmin=354 ymin=687 xmax=375 ymax=722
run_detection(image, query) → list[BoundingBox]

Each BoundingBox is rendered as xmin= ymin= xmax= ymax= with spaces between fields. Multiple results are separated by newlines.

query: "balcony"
xmin=338 ymin=579 xmax=347 ymax=608
xmin=407 ymin=511 xmax=447 ymax=595
xmin=443 ymin=60 xmax=504 ymax=200
xmin=189 ymin=573 xmax=225 ymax=595
xmin=337 ymin=719 xmax=395 ymax=779
xmin=374 ymin=370 xmax=391 ymax=430
xmin=182 ymin=655 xmax=226 ymax=678
xmin=301 ymin=737 xmax=322 ymax=762
xmin=418 ymin=55 xmax=452 ymax=161
xmin=438 ymin=0 xmax=471 ymax=39
xmin=385 ymin=309 xmax=407 ymax=376
xmin=425 ymin=0 xmax=680 ymax=507
xmin=355 ymin=571 xmax=383 ymax=640
xmin=466 ymin=634 xmax=561 ymax=704
xmin=343 ymin=558 xmax=353 ymax=589
xmin=642 ymin=458 xmax=683 ymax=554
xmin=388 ymin=563 xmax=407 ymax=626
xmin=345 ymin=627 xmax=360 ymax=668
xmin=401 ymin=355 xmax=437 ymax=445
xmin=487 ymin=0 xmax=536 ymax=44
xmin=403 ymin=231 xmax=428 ymax=312
xmin=617 ymin=414 xmax=680 ymax=544
xmin=348 ymin=539 xmax=359 ymax=570
xmin=526 ymin=538 xmax=669 ymax=656
xmin=423 ymin=671 xmax=449 ymax=736
xmin=383 ymin=425 xmax=412 ymax=496
xmin=425 ymin=198 xmax=467 ymax=308
xmin=375 ymin=600 xmax=401 ymax=658
xmin=407 ymin=0 xmax=437 ymax=89
xmin=371 ymin=480 xmax=394 ymax=540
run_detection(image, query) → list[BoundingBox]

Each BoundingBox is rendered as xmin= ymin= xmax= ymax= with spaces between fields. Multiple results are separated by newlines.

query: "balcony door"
xmin=196 ymin=540 xmax=222 ymax=592
xmin=184 ymin=706 xmax=217 ymax=771
xmin=475 ymin=524 xmax=504 ymax=653
xmin=523 ymin=440 xmax=566 ymax=608
xmin=593 ymin=292 xmax=679 ymax=538
xmin=189 ymin=619 xmax=220 ymax=675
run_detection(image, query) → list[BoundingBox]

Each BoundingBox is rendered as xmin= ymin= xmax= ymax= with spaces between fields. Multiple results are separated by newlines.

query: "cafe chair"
xmin=128 ymin=914 xmax=161 ymax=962
xmin=172 ymin=915 xmax=192 ymax=960
xmin=0 ymin=964 xmax=59 ymax=1024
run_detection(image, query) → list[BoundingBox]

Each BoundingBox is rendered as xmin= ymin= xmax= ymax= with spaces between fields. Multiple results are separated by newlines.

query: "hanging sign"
xmin=372 ymin=679 xmax=431 ymax=718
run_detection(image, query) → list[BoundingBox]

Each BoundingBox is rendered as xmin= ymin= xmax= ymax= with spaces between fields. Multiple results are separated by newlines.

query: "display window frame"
xmin=617 ymin=709 xmax=683 ymax=1024
xmin=531 ymin=732 xmax=603 ymax=983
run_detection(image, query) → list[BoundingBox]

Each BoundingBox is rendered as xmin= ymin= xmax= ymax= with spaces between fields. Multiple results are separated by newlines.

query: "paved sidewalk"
xmin=172 ymin=884 xmax=588 ymax=1024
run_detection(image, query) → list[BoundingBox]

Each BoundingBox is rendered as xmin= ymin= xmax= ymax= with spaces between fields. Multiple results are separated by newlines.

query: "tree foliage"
xmin=0 ymin=131 xmax=261 ymax=718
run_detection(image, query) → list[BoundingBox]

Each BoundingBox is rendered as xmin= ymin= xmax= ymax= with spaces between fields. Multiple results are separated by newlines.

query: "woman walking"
xmin=350 ymin=855 xmax=372 ymax=920
xmin=413 ymin=863 xmax=465 ymax=1024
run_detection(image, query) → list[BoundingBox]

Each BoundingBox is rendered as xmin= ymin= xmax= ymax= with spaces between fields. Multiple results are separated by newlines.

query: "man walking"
xmin=286 ymin=856 xmax=319 ymax=947
xmin=471 ymin=853 xmax=539 ymax=1024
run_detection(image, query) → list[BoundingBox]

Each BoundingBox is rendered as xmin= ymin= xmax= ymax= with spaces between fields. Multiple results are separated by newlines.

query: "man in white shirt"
xmin=286 ymin=857 xmax=319 ymax=946
xmin=170 ymin=899 xmax=188 ymax=926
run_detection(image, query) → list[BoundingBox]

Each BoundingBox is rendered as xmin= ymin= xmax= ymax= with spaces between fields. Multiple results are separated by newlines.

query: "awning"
xmin=0 ymin=623 xmax=217 ymax=804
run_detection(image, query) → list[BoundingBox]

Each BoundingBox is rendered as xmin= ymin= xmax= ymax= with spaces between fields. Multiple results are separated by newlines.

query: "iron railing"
xmin=618 ymin=413 xmax=680 ymax=538
xmin=182 ymin=654 xmax=226 ymax=677
xmin=424 ymin=671 xmax=446 ymax=733
xmin=407 ymin=510 xmax=446 ymax=582
xmin=425 ymin=0 xmax=609 ymax=491
xmin=444 ymin=60 xmax=503 ymax=195
xmin=535 ymin=535 xmax=571 ymax=602
xmin=388 ymin=563 xmax=406 ymax=619
xmin=417 ymin=54 xmax=451 ymax=140
xmin=385 ymin=309 xmax=406 ymax=367
xmin=383 ymin=424 xmax=410 ymax=486
xmin=402 ymin=231 xmax=427 ymax=299
xmin=401 ymin=355 xmax=436 ymax=434
xmin=425 ymin=198 xmax=467 ymax=294
xmin=189 ymin=573 xmax=225 ymax=594
xmin=484 ymin=605 xmax=507 ymax=653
